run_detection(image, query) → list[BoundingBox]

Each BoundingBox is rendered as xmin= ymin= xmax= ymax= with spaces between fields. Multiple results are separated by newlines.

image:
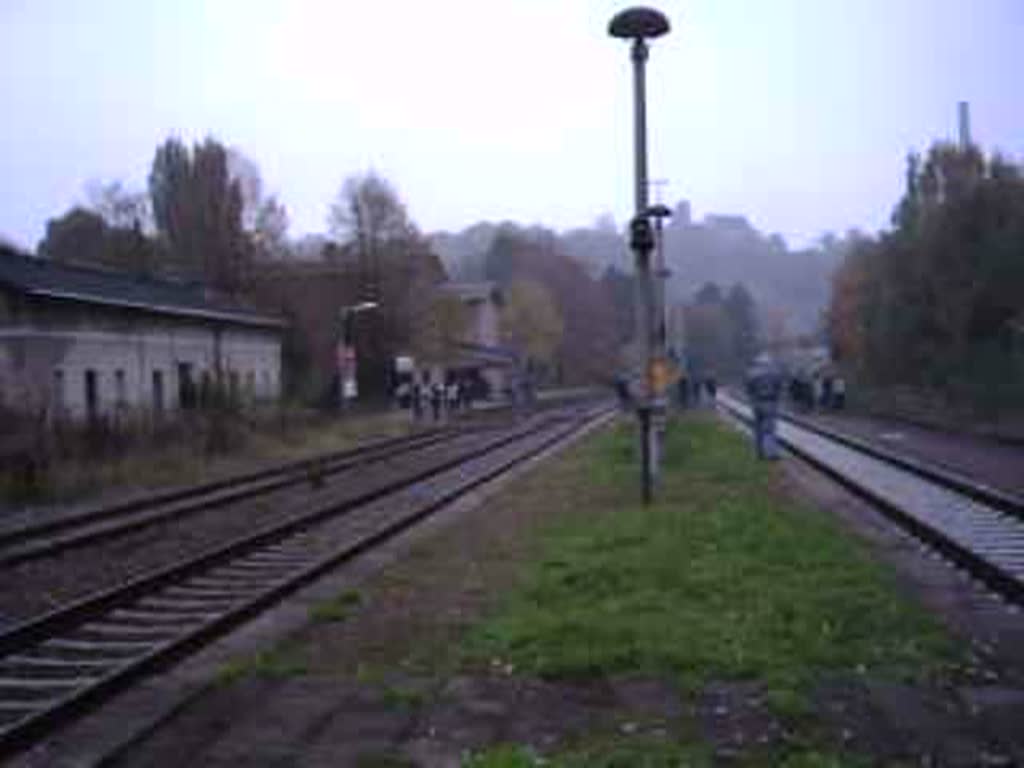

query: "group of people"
xmin=613 ymin=374 xmax=719 ymax=411
xmin=746 ymin=359 xmax=848 ymax=460
xmin=676 ymin=375 xmax=717 ymax=408
xmin=613 ymin=354 xmax=847 ymax=463
xmin=404 ymin=380 xmax=470 ymax=422
xmin=788 ymin=373 xmax=846 ymax=411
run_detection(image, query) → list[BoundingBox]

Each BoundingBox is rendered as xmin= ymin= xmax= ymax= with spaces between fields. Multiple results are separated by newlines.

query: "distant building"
xmin=435 ymin=281 xmax=514 ymax=396
xmin=670 ymin=200 xmax=692 ymax=228
xmin=701 ymin=214 xmax=754 ymax=233
xmin=0 ymin=247 xmax=284 ymax=422
xmin=245 ymin=245 xmax=449 ymax=403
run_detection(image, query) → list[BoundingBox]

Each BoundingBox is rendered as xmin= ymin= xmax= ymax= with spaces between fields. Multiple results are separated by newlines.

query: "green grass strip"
xmin=467 ymin=415 xmax=953 ymax=693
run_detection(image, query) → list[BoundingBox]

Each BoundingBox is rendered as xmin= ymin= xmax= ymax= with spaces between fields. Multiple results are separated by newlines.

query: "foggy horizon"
xmin=3 ymin=0 xmax=1022 ymax=251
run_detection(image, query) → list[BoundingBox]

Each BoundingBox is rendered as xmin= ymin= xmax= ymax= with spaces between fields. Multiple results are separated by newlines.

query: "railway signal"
xmin=608 ymin=5 xmax=671 ymax=504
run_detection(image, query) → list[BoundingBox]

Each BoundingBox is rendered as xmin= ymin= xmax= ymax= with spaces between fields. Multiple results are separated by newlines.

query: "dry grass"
xmin=0 ymin=406 xmax=417 ymax=509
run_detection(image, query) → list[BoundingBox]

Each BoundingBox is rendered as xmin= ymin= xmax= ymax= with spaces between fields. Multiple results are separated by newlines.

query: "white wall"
xmin=0 ymin=316 xmax=282 ymax=422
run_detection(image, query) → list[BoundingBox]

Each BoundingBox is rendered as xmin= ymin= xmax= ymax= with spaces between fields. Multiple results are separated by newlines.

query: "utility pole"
xmin=958 ymin=101 xmax=972 ymax=150
xmin=648 ymin=201 xmax=672 ymax=471
xmin=609 ymin=6 xmax=670 ymax=504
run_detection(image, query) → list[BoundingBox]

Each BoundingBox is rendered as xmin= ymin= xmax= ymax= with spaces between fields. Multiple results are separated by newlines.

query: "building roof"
xmin=452 ymin=341 xmax=520 ymax=368
xmin=439 ymin=281 xmax=503 ymax=306
xmin=0 ymin=247 xmax=285 ymax=329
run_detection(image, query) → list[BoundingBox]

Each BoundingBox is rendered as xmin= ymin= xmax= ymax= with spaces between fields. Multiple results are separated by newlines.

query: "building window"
xmin=178 ymin=363 xmax=196 ymax=409
xmin=262 ymin=371 xmax=271 ymax=397
xmin=246 ymin=371 xmax=255 ymax=399
xmin=53 ymin=369 xmax=65 ymax=414
xmin=200 ymin=370 xmax=212 ymax=407
xmin=152 ymin=370 xmax=164 ymax=413
xmin=85 ymin=369 xmax=98 ymax=421
xmin=115 ymin=369 xmax=126 ymax=408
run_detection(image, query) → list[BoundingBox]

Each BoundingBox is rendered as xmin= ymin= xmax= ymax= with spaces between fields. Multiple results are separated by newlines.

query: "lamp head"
xmin=608 ymin=7 xmax=670 ymax=40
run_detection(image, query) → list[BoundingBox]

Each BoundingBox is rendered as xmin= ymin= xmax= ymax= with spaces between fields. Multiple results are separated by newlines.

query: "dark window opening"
xmin=52 ymin=369 xmax=65 ymax=414
xmin=152 ymin=370 xmax=164 ymax=413
xmin=178 ymin=363 xmax=197 ymax=409
xmin=85 ymin=369 xmax=98 ymax=421
xmin=115 ymin=369 xmax=126 ymax=407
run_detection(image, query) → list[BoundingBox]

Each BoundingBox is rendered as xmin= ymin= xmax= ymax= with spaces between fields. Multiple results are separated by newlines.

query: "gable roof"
xmin=0 ymin=247 xmax=284 ymax=329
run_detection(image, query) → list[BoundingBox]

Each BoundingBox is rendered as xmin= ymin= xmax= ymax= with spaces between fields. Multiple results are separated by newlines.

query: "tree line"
xmin=826 ymin=142 xmax=1024 ymax=411
xmin=39 ymin=137 xmax=290 ymax=295
xmin=682 ymin=282 xmax=759 ymax=380
xmin=27 ymin=135 xmax=633 ymax=401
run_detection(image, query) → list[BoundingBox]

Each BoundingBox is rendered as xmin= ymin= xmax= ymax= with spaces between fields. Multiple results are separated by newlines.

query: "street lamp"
xmin=609 ymin=5 xmax=670 ymax=504
xmin=338 ymin=301 xmax=378 ymax=409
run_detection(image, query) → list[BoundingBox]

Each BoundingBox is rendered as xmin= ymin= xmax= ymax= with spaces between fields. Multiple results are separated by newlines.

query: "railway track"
xmin=0 ymin=401 xmax=612 ymax=757
xmin=717 ymin=392 xmax=1024 ymax=607
xmin=0 ymin=427 xmax=475 ymax=567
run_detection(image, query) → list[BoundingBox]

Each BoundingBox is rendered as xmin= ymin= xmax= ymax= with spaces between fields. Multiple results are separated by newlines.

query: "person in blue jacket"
xmin=745 ymin=354 xmax=782 ymax=460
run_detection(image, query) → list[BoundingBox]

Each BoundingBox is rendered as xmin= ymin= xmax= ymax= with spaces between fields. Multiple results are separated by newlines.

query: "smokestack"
xmin=958 ymin=101 xmax=972 ymax=150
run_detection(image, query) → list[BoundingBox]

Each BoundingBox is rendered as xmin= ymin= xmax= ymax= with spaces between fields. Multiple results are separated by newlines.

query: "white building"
xmin=0 ymin=247 xmax=284 ymax=422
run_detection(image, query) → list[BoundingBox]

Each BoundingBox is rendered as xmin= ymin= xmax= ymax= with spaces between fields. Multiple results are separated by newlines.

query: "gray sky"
xmin=2 ymin=0 xmax=1021 ymax=250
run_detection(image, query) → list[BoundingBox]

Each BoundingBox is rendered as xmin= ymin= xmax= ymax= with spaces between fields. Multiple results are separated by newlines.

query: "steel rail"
xmin=768 ymin=402 xmax=1023 ymax=519
xmin=0 ymin=428 xmax=474 ymax=567
xmin=717 ymin=394 xmax=1024 ymax=607
xmin=0 ymin=403 xmax=612 ymax=757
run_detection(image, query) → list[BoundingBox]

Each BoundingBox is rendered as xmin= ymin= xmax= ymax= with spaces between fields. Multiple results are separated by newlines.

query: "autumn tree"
xmin=38 ymin=206 xmax=161 ymax=274
xmin=600 ymin=265 xmax=635 ymax=345
xmin=149 ymin=137 xmax=249 ymax=294
xmin=724 ymin=283 xmax=758 ymax=369
xmin=684 ymin=293 xmax=728 ymax=379
xmin=409 ymin=292 xmax=468 ymax=368
xmin=501 ymin=279 xmax=564 ymax=371
xmin=826 ymin=141 xmax=1024 ymax=409
xmin=480 ymin=227 xmax=618 ymax=385
xmin=681 ymin=281 xmax=761 ymax=378
xmin=38 ymin=208 xmax=106 ymax=266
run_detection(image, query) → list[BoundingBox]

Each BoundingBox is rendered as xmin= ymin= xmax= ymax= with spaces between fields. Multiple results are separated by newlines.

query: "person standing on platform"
xmin=430 ymin=382 xmax=443 ymax=422
xmin=746 ymin=354 xmax=782 ymax=460
xmin=832 ymin=376 xmax=846 ymax=409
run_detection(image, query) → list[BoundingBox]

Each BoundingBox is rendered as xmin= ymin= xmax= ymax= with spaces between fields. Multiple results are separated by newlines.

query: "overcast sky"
xmin=2 ymin=0 xmax=1021 ymax=250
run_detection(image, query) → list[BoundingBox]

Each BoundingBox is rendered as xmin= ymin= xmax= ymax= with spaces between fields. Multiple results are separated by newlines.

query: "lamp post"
xmin=647 ymin=202 xmax=672 ymax=466
xmin=338 ymin=301 xmax=378 ymax=410
xmin=609 ymin=5 xmax=670 ymax=504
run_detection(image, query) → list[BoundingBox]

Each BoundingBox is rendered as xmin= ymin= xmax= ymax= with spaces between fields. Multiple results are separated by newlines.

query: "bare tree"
xmin=84 ymin=179 xmax=152 ymax=231
xmin=226 ymin=148 xmax=265 ymax=232
xmin=252 ymin=195 xmax=290 ymax=259
xmin=328 ymin=172 xmax=421 ymax=303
